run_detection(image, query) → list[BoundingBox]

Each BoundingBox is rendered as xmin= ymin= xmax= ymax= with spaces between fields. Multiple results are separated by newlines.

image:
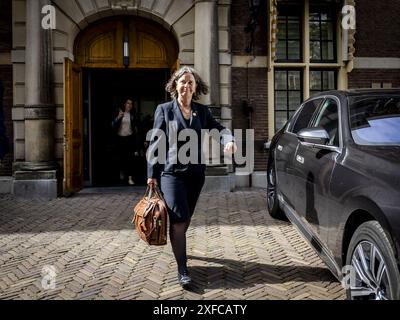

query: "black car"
xmin=267 ymin=89 xmax=400 ymax=300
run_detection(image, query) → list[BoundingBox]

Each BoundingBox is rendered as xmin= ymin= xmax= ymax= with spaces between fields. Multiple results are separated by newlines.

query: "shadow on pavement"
xmin=186 ymin=255 xmax=338 ymax=294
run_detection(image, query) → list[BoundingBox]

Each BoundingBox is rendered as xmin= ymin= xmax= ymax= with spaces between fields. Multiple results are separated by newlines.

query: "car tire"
xmin=266 ymin=162 xmax=286 ymax=220
xmin=345 ymin=220 xmax=400 ymax=300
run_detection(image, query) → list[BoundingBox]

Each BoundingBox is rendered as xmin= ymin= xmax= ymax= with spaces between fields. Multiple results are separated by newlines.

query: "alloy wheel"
xmin=350 ymin=240 xmax=390 ymax=300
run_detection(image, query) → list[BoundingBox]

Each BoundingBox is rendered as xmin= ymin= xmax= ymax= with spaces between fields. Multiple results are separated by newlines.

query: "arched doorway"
xmin=64 ymin=16 xmax=179 ymax=193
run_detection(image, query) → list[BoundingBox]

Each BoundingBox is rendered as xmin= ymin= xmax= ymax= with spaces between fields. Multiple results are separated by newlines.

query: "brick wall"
xmin=348 ymin=69 xmax=400 ymax=89
xmin=0 ymin=66 xmax=13 ymax=176
xmin=231 ymin=0 xmax=268 ymax=55
xmin=355 ymin=0 xmax=400 ymax=57
xmin=232 ymin=68 xmax=268 ymax=171
xmin=231 ymin=0 xmax=269 ymax=172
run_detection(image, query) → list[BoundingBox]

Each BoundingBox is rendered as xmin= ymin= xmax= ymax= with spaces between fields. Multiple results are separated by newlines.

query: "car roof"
xmin=312 ymin=89 xmax=400 ymax=99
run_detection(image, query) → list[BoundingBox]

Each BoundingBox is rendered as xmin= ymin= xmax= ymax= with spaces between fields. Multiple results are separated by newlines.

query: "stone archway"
xmin=64 ymin=15 xmax=179 ymax=192
xmin=12 ymin=0 xmax=231 ymax=198
xmin=57 ymin=1 xmax=195 ymax=65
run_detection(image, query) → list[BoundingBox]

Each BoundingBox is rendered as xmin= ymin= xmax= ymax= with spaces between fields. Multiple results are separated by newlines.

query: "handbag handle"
xmin=145 ymin=184 xmax=164 ymax=201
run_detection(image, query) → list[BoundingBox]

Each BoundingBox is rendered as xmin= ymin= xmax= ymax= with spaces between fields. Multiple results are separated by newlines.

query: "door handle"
xmin=296 ymin=155 xmax=304 ymax=164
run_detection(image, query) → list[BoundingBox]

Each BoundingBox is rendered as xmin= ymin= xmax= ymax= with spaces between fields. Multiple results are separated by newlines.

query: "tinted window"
xmin=312 ymin=98 xmax=339 ymax=146
xmin=291 ymin=98 xmax=323 ymax=134
xmin=349 ymin=96 xmax=400 ymax=146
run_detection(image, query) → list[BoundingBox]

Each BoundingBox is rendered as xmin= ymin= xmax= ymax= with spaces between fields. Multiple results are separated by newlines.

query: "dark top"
xmin=147 ymin=99 xmax=234 ymax=180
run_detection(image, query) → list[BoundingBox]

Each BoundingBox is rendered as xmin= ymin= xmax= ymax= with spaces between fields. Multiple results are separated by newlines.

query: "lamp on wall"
xmin=123 ymin=33 xmax=129 ymax=67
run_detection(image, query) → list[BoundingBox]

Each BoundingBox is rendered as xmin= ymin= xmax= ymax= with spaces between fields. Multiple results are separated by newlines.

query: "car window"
xmin=349 ymin=95 xmax=400 ymax=146
xmin=291 ymin=98 xmax=323 ymax=134
xmin=312 ymin=98 xmax=339 ymax=146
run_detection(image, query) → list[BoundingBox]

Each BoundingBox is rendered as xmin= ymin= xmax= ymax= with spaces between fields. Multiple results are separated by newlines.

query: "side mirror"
xmin=297 ymin=127 xmax=330 ymax=145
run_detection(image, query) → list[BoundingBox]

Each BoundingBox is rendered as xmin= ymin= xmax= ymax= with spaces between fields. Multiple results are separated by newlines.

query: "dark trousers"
xmin=116 ymin=135 xmax=136 ymax=178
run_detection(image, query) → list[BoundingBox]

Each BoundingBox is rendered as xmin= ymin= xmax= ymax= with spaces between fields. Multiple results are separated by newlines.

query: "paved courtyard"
xmin=0 ymin=188 xmax=345 ymax=300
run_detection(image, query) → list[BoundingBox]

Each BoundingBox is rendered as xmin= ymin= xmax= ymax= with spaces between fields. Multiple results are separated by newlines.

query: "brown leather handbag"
xmin=132 ymin=185 xmax=168 ymax=245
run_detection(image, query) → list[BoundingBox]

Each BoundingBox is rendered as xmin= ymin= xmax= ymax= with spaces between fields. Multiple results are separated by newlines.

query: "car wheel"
xmin=345 ymin=221 xmax=400 ymax=300
xmin=267 ymin=162 xmax=285 ymax=220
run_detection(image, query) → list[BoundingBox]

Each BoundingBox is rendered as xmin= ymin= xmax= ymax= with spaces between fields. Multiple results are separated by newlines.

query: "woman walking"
xmin=147 ymin=67 xmax=237 ymax=289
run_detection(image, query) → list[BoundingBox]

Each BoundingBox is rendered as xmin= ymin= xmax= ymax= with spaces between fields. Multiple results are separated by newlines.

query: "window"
xmin=275 ymin=70 xmax=302 ymax=131
xmin=272 ymin=0 xmax=341 ymax=135
xmin=312 ymin=98 xmax=339 ymax=146
xmin=309 ymin=2 xmax=336 ymax=62
xmin=349 ymin=96 xmax=400 ymax=146
xmin=276 ymin=4 xmax=302 ymax=61
xmin=310 ymin=70 xmax=336 ymax=96
xmin=291 ymin=98 xmax=323 ymax=134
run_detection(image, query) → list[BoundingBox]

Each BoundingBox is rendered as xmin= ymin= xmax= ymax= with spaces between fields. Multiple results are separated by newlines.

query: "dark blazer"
xmin=147 ymin=99 xmax=234 ymax=180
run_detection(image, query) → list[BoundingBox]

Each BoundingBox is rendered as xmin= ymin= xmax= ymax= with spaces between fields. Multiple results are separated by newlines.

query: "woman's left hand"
xmin=223 ymin=141 xmax=237 ymax=154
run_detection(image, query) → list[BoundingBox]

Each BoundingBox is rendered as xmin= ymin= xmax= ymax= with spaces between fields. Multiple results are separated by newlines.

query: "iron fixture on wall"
xmin=244 ymin=0 xmax=261 ymax=54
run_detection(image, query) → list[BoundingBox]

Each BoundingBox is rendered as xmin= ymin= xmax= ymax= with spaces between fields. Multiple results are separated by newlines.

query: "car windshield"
xmin=349 ymin=95 xmax=400 ymax=146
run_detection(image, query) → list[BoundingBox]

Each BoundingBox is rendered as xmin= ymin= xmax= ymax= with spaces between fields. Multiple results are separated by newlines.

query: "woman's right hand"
xmin=147 ymin=178 xmax=158 ymax=186
xmin=118 ymin=110 xmax=124 ymax=119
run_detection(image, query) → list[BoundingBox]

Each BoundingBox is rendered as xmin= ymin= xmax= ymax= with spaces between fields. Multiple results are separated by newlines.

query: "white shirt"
xmin=118 ymin=112 xmax=133 ymax=137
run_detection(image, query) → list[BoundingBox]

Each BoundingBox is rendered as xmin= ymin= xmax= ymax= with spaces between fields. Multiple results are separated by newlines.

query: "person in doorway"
xmin=111 ymin=99 xmax=138 ymax=185
xmin=147 ymin=66 xmax=237 ymax=289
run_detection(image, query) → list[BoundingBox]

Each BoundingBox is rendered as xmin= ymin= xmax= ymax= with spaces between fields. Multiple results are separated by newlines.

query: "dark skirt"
xmin=160 ymin=171 xmax=205 ymax=224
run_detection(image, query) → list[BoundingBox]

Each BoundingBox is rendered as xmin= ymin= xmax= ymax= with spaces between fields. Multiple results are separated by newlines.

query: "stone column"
xmin=13 ymin=0 xmax=58 ymax=198
xmin=195 ymin=0 xmax=232 ymax=191
xmin=195 ymin=0 xmax=220 ymax=106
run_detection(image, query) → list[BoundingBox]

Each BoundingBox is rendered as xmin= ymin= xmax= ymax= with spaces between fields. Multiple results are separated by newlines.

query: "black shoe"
xmin=178 ymin=271 xmax=192 ymax=288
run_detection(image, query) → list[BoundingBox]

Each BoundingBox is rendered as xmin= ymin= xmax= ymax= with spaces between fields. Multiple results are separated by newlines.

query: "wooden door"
xmin=64 ymin=58 xmax=83 ymax=194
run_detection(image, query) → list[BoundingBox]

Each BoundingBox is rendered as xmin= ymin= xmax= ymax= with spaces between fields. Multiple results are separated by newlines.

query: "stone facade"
xmin=7 ymin=0 xmax=238 ymax=197
xmin=11 ymin=0 xmax=234 ymax=167
xmin=231 ymin=0 xmax=269 ymax=174
xmin=2 ymin=0 xmax=400 ymax=196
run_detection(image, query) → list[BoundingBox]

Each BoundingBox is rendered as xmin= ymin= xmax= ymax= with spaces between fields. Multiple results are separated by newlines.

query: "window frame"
xmin=309 ymin=2 xmax=338 ymax=63
xmin=276 ymin=3 xmax=303 ymax=63
xmin=270 ymin=0 xmax=343 ymax=137
xmin=287 ymin=96 xmax=324 ymax=134
xmin=274 ymin=68 xmax=304 ymax=131
xmin=309 ymin=69 xmax=337 ymax=96
xmin=309 ymin=95 xmax=343 ymax=151
xmin=285 ymin=95 xmax=343 ymax=153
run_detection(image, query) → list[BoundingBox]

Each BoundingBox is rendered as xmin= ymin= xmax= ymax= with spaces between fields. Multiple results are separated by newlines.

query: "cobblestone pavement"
xmin=0 ymin=188 xmax=346 ymax=300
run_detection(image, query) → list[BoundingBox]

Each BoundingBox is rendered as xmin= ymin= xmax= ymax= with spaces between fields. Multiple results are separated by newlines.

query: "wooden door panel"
xmin=64 ymin=58 xmax=83 ymax=194
xmin=74 ymin=17 xmax=178 ymax=69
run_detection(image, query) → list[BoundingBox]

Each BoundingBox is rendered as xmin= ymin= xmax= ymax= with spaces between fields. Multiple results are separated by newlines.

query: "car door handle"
xmin=296 ymin=155 xmax=304 ymax=164
xmin=277 ymin=145 xmax=283 ymax=151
